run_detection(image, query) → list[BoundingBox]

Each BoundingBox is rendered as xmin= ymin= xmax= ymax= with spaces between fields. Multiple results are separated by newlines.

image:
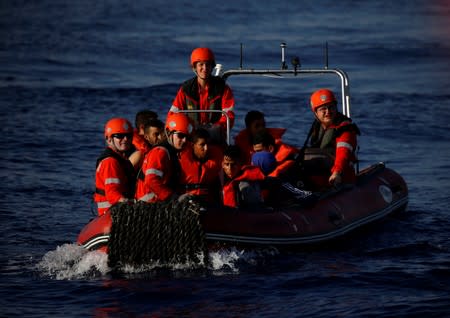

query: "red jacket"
xmin=94 ymin=148 xmax=135 ymax=215
xmin=234 ymin=127 xmax=287 ymax=164
xmin=169 ymin=76 xmax=235 ymax=131
xmin=222 ymin=165 xmax=265 ymax=208
xmin=178 ymin=144 xmax=223 ymax=202
xmin=135 ymin=143 xmax=179 ymax=203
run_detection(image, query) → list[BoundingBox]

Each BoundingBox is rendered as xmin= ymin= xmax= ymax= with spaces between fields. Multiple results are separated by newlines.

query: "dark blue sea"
xmin=1 ymin=1 xmax=449 ymax=317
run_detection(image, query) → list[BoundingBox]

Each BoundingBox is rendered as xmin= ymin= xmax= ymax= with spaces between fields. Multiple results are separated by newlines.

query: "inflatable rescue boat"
xmin=77 ymin=44 xmax=408 ymax=259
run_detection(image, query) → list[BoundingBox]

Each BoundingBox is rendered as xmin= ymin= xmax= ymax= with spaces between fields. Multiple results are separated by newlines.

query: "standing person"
xmin=178 ymin=128 xmax=223 ymax=206
xmin=135 ymin=113 xmax=193 ymax=203
xmin=169 ymin=47 xmax=235 ymax=143
xmin=234 ymin=110 xmax=287 ymax=164
xmin=220 ymin=145 xmax=265 ymax=209
xmin=94 ymin=118 xmax=136 ymax=216
xmin=304 ymin=88 xmax=360 ymax=188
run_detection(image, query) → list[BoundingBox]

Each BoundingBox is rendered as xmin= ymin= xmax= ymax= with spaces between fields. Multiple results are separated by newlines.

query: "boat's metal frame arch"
xmin=221 ymin=68 xmax=352 ymax=118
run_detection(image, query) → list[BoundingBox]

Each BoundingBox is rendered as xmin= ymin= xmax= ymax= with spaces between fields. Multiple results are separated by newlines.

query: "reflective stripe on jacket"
xmin=135 ymin=141 xmax=180 ymax=203
xmin=94 ymin=147 xmax=135 ymax=215
xmin=309 ymin=112 xmax=360 ymax=183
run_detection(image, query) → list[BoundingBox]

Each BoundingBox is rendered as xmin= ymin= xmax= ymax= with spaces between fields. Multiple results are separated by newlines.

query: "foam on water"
xmin=37 ymin=244 xmax=109 ymax=280
xmin=37 ymin=244 xmax=280 ymax=279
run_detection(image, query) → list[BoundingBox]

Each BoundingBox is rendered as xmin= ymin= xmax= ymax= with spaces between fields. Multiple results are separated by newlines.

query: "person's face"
xmin=249 ymin=118 xmax=266 ymax=137
xmin=171 ymin=131 xmax=188 ymax=150
xmin=194 ymin=61 xmax=213 ymax=80
xmin=253 ymin=143 xmax=272 ymax=153
xmin=108 ymin=133 xmax=132 ymax=153
xmin=144 ymin=126 xmax=162 ymax=146
xmin=222 ymin=156 xmax=241 ymax=179
xmin=193 ymin=137 xmax=208 ymax=161
xmin=315 ymin=103 xmax=337 ymax=127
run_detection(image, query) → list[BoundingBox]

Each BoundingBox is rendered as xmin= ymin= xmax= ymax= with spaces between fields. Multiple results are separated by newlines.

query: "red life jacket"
xmin=170 ymin=76 xmax=235 ymax=130
xmin=268 ymin=143 xmax=299 ymax=178
xmin=222 ymin=165 xmax=265 ymax=208
xmin=178 ymin=144 xmax=223 ymax=202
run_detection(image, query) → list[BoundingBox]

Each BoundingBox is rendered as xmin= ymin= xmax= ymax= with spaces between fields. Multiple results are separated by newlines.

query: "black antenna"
xmin=291 ymin=56 xmax=300 ymax=76
xmin=240 ymin=43 xmax=243 ymax=69
xmin=325 ymin=42 xmax=329 ymax=69
xmin=280 ymin=42 xmax=288 ymax=69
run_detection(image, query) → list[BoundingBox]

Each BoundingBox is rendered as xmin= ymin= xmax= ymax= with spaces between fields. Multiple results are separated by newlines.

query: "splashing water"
xmin=36 ymin=244 xmax=279 ymax=279
xmin=37 ymin=244 xmax=109 ymax=280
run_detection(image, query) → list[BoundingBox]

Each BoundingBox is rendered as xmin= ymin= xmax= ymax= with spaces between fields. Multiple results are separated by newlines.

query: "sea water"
xmin=1 ymin=1 xmax=449 ymax=317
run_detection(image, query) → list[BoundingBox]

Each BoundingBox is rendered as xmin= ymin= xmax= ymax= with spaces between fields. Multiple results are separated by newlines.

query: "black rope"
xmin=107 ymin=199 xmax=208 ymax=269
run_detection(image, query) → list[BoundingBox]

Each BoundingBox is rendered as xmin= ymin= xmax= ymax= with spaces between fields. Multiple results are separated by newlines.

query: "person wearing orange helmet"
xmin=302 ymin=89 xmax=360 ymax=189
xmin=135 ymin=113 xmax=193 ymax=203
xmin=94 ymin=118 xmax=136 ymax=215
xmin=169 ymin=47 xmax=235 ymax=144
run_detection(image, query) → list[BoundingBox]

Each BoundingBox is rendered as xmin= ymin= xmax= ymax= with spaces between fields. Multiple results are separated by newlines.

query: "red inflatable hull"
xmin=77 ymin=163 xmax=408 ymax=251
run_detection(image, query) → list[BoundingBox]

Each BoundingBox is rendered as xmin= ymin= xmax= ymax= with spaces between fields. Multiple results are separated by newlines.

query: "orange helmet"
xmin=310 ymin=89 xmax=337 ymax=111
xmin=104 ymin=118 xmax=133 ymax=138
xmin=165 ymin=113 xmax=193 ymax=135
xmin=190 ymin=47 xmax=215 ymax=67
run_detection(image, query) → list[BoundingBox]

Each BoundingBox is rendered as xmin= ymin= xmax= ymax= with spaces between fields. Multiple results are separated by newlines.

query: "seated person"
xmin=94 ymin=118 xmax=136 ymax=216
xmin=252 ymin=129 xmax=299 ymax=180
xmin=220 ymin=145 xmax=265 ymax=209
xmin=234 ymin=110 xmax=287 ymax=164
xmin=178 ymin=128 xmax=223 ymax=206
xmin=135 ymin=113 xmax=192 ymax=203
xmin=129 ymin=118 xmax=165 ymax=168
xmin=251 ymin=151 xmax=277 ymax=176
xmin=301 ymin=89 xmax=360 ymax=191
xmin=132 ymin=110 xmax=158 ymax=153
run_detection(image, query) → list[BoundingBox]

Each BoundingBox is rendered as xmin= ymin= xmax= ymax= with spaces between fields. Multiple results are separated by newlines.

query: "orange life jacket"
xmin=222 ymin=165 xmax=265 ymax=208
xmin=178 ymin=144 xmax=223 ymax=202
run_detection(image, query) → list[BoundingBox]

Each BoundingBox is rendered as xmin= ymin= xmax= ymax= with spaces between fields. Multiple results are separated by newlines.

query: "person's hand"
xmin=329 ymin=171 xmax=342 ymax=187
